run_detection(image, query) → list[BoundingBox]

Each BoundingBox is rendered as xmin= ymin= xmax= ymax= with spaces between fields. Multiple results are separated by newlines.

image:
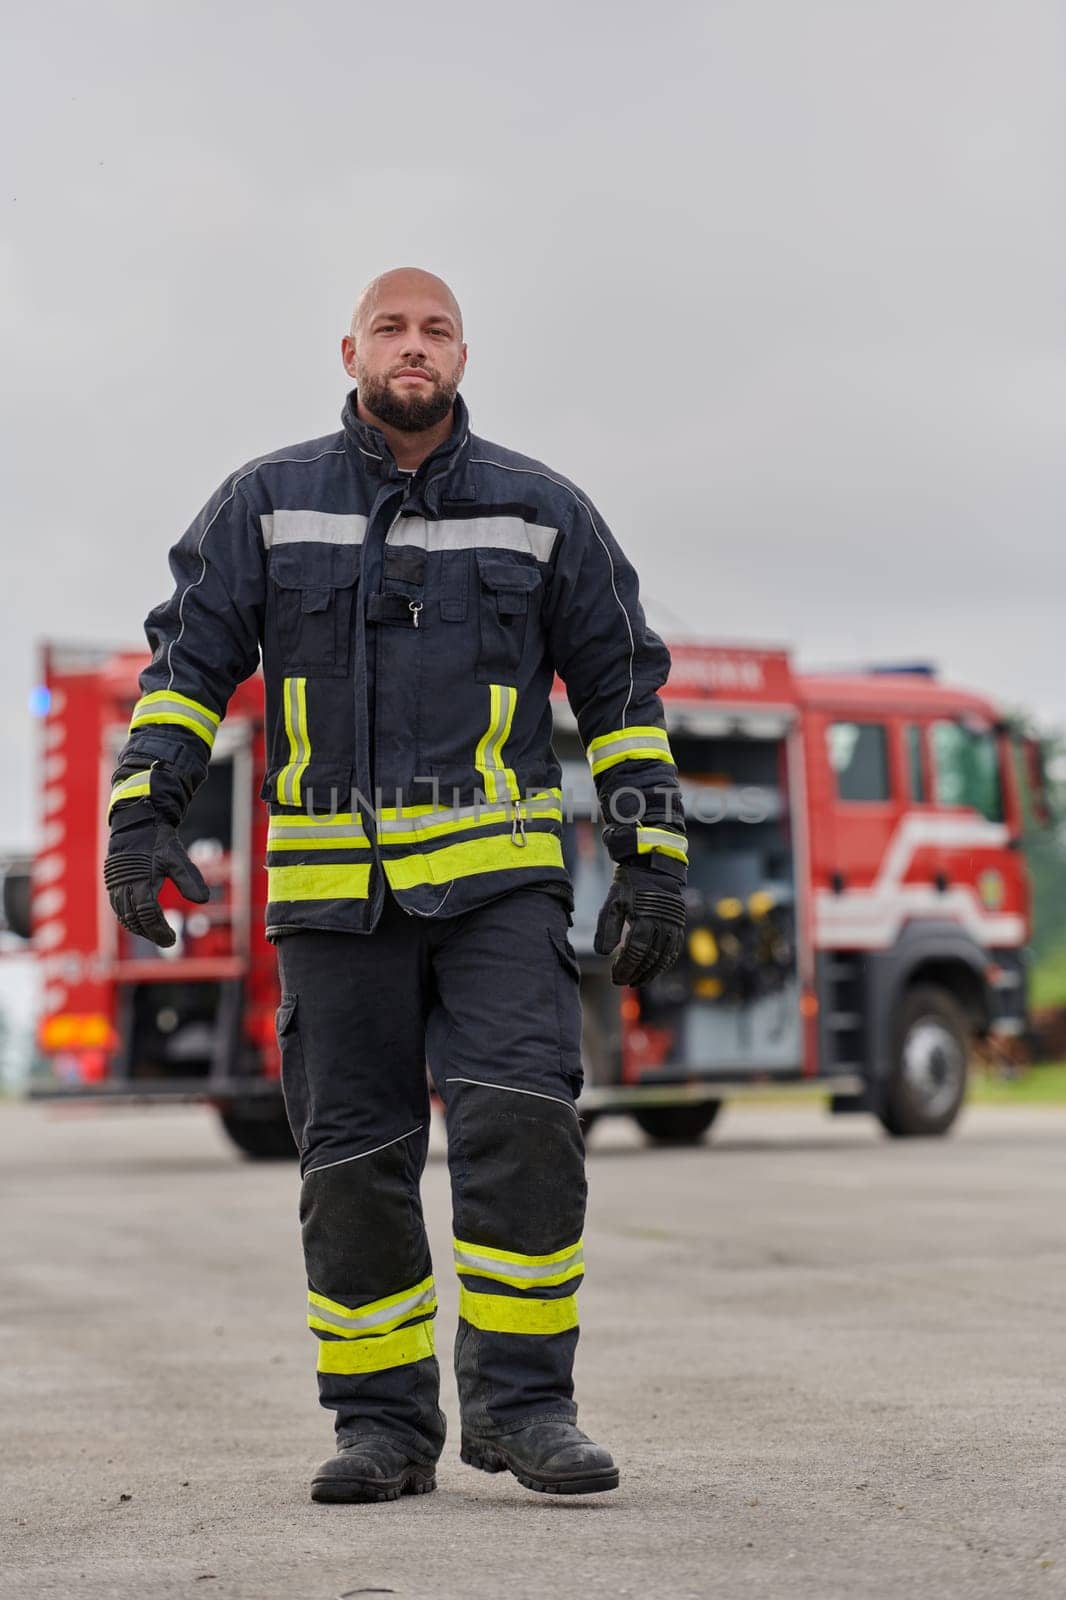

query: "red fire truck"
xmin=15 ymin=639 xmax=1048 ymax=1156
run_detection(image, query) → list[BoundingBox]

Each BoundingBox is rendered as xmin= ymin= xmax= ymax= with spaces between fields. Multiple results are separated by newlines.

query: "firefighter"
xmin=103 ymin=268 xmax=688 ymax=1503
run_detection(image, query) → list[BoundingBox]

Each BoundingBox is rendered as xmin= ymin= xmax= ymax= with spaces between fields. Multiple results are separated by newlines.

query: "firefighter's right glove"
xmin=594 ymin=862 xmax=687 ymax=987
xmin=103 ymin=802 xmax=209 ymax=948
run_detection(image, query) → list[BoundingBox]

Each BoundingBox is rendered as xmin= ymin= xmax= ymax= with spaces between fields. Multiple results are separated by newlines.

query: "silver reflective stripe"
xmin=277 ymin=677 xmax=310 ymax=806
xmin=131 ymin=697 xmax=218 ymax=739
xmin=638 ymin=827 xmax=688 ymax=857
xmin=387 ymin=516 xmax=558 ymax=562
xmin=268 ymin=822 xmax=367 ymax=841
xmin=591 ymin=732 xmax=671 ymax=761
xmin=308 ymin=1284 xmax=435 ymax=1334
xmin=453 ymin=1247 xmax=584 ymax=1282
xmin=376 ymin=793 xmax=560 ymax=837
xmin=261 ymin=511 xmax=368 ymax=548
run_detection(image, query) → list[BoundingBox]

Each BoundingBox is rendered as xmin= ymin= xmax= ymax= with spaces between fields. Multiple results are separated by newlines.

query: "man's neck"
xmin=356 ymin=399 xmax=456 ymax=473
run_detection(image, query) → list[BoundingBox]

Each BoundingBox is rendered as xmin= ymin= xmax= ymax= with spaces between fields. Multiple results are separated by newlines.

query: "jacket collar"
xmin=341 ymin=388 xmax=472 ymax=504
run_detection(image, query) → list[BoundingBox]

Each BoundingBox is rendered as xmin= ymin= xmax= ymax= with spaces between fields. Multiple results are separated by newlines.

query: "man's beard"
xmin=359 ymin=365 xmax=461 ymax=433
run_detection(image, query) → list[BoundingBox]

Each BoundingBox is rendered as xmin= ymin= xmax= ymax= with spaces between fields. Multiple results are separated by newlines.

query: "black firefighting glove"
xmin=594 ymin=862 xmax=687 ymax=987
xmin=103 ymin=799 xmax=208 ymax=948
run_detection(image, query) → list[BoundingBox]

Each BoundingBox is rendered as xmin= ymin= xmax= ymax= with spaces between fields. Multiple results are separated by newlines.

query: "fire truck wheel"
xmin=632 ymin=1102 xmax=721 ymax=1146
xmin=218 ymin=1103 xmax=299 ymax=1160
xmin=880 ymin=984 xmax=971 ymax=1138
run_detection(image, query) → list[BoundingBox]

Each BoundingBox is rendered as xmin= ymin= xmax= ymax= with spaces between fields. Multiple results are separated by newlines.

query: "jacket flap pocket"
xmin=476 ymin=552 xmax=542 ymax=614
xmin=270 ymin=544 xmax=360 ymax=591
xmin=475 ymin=552 xmax=543 ymax=593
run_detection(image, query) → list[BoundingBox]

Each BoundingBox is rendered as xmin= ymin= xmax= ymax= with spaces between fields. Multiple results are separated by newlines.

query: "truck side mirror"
xmin=1023 ymin=735 xmax=1052 ymax=828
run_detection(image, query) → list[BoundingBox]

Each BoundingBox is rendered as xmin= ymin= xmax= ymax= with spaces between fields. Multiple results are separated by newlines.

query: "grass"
xmin=968 ymin=1061 xmax=1066 ymax=1105
xmin=1030 ymin=943 xmax=1066 ymax=1010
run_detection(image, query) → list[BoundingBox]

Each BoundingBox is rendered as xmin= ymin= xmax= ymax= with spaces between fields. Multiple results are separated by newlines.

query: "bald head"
xmin=341 ymin=266 xmax=468 ymax=443
xmin=350 ymin=267 xmax=463 ymax=341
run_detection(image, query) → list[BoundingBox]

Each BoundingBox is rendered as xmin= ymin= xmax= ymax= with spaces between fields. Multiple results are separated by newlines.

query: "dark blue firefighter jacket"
xmin=108 ymin=391 xmax=687 ymax=938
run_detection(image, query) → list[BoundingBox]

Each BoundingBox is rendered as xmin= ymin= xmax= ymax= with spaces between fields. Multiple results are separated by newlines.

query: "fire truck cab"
xmin=23 ymin=640 xmax=1045 ymax=1155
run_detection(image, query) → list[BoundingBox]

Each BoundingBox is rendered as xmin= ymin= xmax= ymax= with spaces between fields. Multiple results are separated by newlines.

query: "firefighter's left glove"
xmin=104 ymin=801 xmax=209 ymax=948
xmin=594 ymin=862 xmax=687 ymax=987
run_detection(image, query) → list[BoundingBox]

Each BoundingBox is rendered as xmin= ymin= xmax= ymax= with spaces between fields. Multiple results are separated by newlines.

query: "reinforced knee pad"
xmin=446 ymin=1078 xmax=587 ymax=1256
xmin=300 ymin=1131 xmax=430 ymax=1304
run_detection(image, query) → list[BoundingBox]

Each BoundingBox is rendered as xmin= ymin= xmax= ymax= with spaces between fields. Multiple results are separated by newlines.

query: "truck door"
xmin=927 ymin=715 xmax=1027 ymax=948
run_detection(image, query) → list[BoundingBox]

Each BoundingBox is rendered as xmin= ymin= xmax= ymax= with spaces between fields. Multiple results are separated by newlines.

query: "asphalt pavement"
xmin=2 ymin=1099 xmax=1064 ymax=1600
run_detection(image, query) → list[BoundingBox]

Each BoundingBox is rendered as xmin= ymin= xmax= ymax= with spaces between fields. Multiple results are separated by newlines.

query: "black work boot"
xmin=461 ymin=1420 xmax=619 ymax=1495
xmin=310 ymin=1434 xmax=437 ymax=1504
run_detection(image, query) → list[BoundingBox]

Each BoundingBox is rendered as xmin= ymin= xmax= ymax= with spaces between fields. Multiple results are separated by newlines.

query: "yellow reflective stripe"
xmin=382 ymin=832 xmax=562 ymax=892
xmin=316 ymin=1319 xmax=435 ymax=1375
xmin=587 ymin=725 xmax=675 ymax=779
xmin=636 ymin=827 xmax=688 ymax=863
xmin=458 ymin=1286 xmax=579 ymax=1336
xmin=379 ymin=797 xmax=562 ymax=847
xmin=267 ymin=863 xmax=371 ymax=902
xmin=474 ymin=684 xmax=519 ymax=803
xmin=453 ymin=1236 xmax=584 ymax=1289
xmin=277 ymin=677 xmax=310 ymax=806
xmin=267 ymin=837 xmax=370 ymax=853
xmin=587 ymin=724 xmax=671 ymax=758
xmin=268 ymin=812 xmax=362 ymax=828
xmin=454 ymin=1259 xmax=584 ymax=1290
xmin=378 ymin=789 xmax=562 ymax=821
xmin=107 ymin=767 xmax=155 ymax=820
xmin=308 ymin=1275 xmax=436 ymax=1337
xmin=129 ymin=690 xmax=220 ymax=749
xmin=453 ymin=1237 xmax=583 ymax=1268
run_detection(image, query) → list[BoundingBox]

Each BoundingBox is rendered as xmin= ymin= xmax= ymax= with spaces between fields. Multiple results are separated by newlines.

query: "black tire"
xmin=632 ymin=1101 xmax=721 ymax=1146
xmin=879 ymin=984 xmax=970 ymax=1138
xmin=2 ymin=867 xmax=32 ymax=940
xmin=218 ymin=1103 xmax=299 ymax=1160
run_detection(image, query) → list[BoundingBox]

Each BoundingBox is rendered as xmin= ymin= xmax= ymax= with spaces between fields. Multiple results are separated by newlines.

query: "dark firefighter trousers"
xmin=274 ymin=885 xmax=588 ymax=1463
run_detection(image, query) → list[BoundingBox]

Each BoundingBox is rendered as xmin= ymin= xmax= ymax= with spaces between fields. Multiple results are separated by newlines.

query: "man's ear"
xmin=341 ymin=335 xmax=359 ymax=380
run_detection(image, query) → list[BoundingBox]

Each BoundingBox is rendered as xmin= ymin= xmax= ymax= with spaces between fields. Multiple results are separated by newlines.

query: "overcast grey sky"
xmin=3 ymin=0 xmax=1064 ymax=846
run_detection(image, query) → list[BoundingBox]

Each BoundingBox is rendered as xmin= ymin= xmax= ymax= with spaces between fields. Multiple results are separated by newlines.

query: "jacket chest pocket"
xmin=269 ymin=544 xmax=360 ymax=677
xmin=473 ymin=551 xmax=543 ymax=685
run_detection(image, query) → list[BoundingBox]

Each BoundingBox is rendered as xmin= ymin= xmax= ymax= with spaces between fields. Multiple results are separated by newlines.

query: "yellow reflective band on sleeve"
xmin=308 ymin=1275 xmax=436 ymax=1338
xmin=636 ymin=827 xmax=688 ymax=863
xmin=587 ymin=725 xmax=675 ymax=779
xmin=474 ymin=684 xmax=520 ymax=803
xmin=107 ymin=767 xmax=155 ymax=821
xmin=316 ymin=1318 xmax=435 ymax=1375
xmin=458 ymin=1286 xmax=579 ymax=1336
xmin=382 ymin=831 xmax=563 ymax=892
xmin=267 ymin=863 xmax=371 ymax=902
xmin=277 ymin=677 xmax=310 ymax=807
xmin=129 ymin=690 xmax=220 ymax=749
xmin=453 ymin=1236 xmax=584 ymax=1290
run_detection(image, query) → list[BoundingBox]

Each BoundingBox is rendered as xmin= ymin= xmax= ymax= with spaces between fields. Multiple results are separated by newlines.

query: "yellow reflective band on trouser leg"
xmin=128 ymin=690 xmax=221 ymax=750
xmin=309 ymin=1276 xmax=438 ymax=1374
xmin=458 ymin=1285 xmax=579 ymax=1336
xmin=453 ymin=1235 xmax=585 ymax=1290
xmin=474 ymin=684 xmax=520 ymax=804
xmin=316 ymin=1319 xmax=436 ymax=1375
xmin=308 ymin=1276 xmax=437 ymax=1338
xmin=277 ymin=676 xmax=310 ymax=806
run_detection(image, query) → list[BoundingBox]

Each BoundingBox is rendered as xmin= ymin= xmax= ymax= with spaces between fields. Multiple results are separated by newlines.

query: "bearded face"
xmin=357 ymin=356 xmax=464 ymax=433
